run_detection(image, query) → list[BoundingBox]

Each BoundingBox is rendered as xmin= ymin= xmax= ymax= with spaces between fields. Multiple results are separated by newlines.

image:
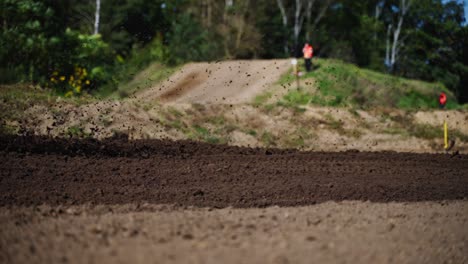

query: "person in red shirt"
xmin=439 ymin=92 xmax=447 ymax=108
xmin=302 ymin=43 xmax=314 ymax=72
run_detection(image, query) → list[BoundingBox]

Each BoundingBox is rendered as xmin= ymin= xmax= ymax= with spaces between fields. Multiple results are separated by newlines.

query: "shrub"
xmin=166 ymin=14 xmax=222 ymax=65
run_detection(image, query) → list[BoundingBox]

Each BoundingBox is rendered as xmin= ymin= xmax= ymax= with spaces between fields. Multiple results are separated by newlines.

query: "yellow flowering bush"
xmin=44 ymin=30 xmax=112 ymax=97
xmin=49 ymin=66 xmax=92 ymax=96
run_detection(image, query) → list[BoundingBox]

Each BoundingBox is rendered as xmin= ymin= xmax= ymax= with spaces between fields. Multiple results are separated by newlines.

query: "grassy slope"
xmin=93 ymin=62 xmax=180 ymax=99
xmin=0 ymin=84 xmax=96 ymax=134
xmin=257 ymin=58 xmax=461 ymax=110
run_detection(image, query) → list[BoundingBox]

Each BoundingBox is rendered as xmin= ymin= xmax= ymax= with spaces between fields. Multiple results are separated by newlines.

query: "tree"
xmin=275 ymin=0 xmax=334 ymax=56
xmin=219 ymin=0 xmax=262 ymax=58
xmin=93 ymin=0 xmax=100 ymax=35
xmin=184 ymin=0 xmax=262 ymax=58
xmin=396 ymin=0 xmax=467 ymax=102
xmin=384 ymin=0 xmax=412 ymax=72
xmin=0 ymin=0 xmax=54 ymax=82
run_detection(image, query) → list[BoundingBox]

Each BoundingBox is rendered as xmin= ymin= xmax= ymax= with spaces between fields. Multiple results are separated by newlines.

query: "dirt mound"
xmin=1 ymin=136 xmax=467 ymax=208
xmin=0 ymin=134 xmax=295 ymax=157
xmin=135 ymin=59 xmax=290 ymax=104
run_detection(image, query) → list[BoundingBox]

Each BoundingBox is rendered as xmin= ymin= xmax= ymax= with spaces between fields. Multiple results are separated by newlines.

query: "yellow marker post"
xmin=444 ymin=120 xmax=448 ymax=149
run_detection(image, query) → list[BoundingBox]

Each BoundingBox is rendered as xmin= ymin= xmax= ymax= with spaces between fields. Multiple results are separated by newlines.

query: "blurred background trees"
xmin=0 ymin=0 xmax=466 ymax=102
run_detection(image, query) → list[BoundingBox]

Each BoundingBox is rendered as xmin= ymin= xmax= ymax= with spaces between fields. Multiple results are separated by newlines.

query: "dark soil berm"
xmin=1 ymin=135 xmax=467 ymax=208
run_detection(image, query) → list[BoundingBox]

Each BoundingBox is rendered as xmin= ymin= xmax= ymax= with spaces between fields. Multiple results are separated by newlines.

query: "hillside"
xmin=255 ymin=59 xmax=460 ymax=110
xmin=1 ymin=59 xmax=467 ymax=153
xmin=116 ymin=58 xmax=460 ymax=110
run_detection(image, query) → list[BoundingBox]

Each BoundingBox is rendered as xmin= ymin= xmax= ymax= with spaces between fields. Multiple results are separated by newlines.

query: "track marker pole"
xmin=444 ymin=120 xmax=448 ymax=149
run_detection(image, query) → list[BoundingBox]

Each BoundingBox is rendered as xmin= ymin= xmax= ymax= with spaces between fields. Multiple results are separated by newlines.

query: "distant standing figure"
xmin=303 ymin=43 xmax=314 ymax=72
xmin=439 ymin=92 xmax=447 ymax=108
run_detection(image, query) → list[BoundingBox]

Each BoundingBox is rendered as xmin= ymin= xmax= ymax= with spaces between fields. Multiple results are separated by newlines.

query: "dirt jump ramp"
xmin=136 ymin=59 xmax=291 ymax=104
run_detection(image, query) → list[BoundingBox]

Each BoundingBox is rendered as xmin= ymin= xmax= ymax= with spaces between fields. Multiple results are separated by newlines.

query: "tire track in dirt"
xmin=1 ymin=136 xmax=467 ymax=208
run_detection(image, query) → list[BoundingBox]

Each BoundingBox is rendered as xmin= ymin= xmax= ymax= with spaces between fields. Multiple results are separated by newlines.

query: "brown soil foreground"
xmin=1 ymin=202 xmax=467 ymax=264
xmin=1 ymin=135 xmax=468 ymax=263
xmin=1 ymin=135 xmax=467 ymax=208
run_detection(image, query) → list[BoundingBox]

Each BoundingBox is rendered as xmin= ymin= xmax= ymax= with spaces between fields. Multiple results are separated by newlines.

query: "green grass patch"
xmin=283 ymin=89 xmax=313 ymax=105
xmin=187 ymin=124 xmax=225 ymax=144
xmin=275 ymin=59 xmax=461 ymax=110
xmin=247 ymin=129 xmax=257 ymax=136
xmin=407 ymin=124 xmax=442 ymax=140
xmin=380 ymin=114 xmax=468 ymax=143
xmin=205 ymin=115 xmax=226 ymax=126
xmin=321 ymin=113 xmax=363 ymax=138
xmin=167 ymin=106 xmax=184 ymax=118
xmin=95 ymin=62 xmax=180 ymax=99
xmin=452 ymin=130 xmax=468 ymax=142
xmin=260 ymin=131 xmax=275 ymax=147
xmin=253 ymin=91 xmax=272 ymax=106
xmin=66 ymin=125 xmax=90 ymax=138
xmin=282 ymin=127 xmax=316 ymax=148
xmin=0 ymin=84 xmax=94 ymax=123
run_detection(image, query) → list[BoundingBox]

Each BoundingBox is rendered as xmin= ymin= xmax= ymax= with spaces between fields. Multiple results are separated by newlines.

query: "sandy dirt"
xmin=1 ymin=202 xmax=467 ymax=264
xmin=136 ymin=59 xmax=291 ymax=104
xmin=16 ymin=101 xmax=468 ymax=153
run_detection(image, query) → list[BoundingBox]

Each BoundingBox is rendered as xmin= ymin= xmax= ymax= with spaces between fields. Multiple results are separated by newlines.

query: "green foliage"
xmin=253 ymin=92 xmax=272 ymax=106
xmin=277 ymin=59 xmax=460 ymax=109
xmin=260 ymin=131 xmax=275 ymax=147
xmin=283 ymin=90 xmax=312 ymax=105
xmin=47 ymin=30 xmax=112 ymax=95
xmin=1 ymin=0 xmax=467 ymax=104
xmin=407 ymin=124 xmax=443 ymax=140
xmin=0 ymin=0 xmax=53 ymax=83
xmin=166 ymin=14 xmax=222 ymax=65
xmin=397 ymin=90 xmax=438 ymax=109
xmin=190 ymin=125 xmax=222 ymax=144
xmin=66 ymin=125 xmax=90 ymax=138
xmin=247 ymin=129 xmax=257 ymax=136
xmin=0 ymin=0 xmax=113 ymax=95
xmin=96 ymin=39 xmax=178 ymax=98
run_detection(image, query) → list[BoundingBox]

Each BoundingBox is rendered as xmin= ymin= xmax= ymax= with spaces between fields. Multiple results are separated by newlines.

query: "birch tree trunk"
xmin=385 ymin=0 xmax=411 ymax=72
xmin=385 ymin=24 xmax=392 ymax=67
xmin=207 ymin=0 xmax=212 ymax=27
xmin=304 ymin=0 xmax=315 ymax=41
xmin=293 ymin=0 xmax=303 ymax=46
xmin=275 ymin=0 xmax=289 ymax=54
xmin=235 ymin=0 xmax=250 ymax=50
xmin=309 ymin=0 xmax=332 ymax=36
xmin=373 ymin=0 xmax=385 ymax=41
xmin=276 ymin=0 xmax=333 ymax=55
xmin=93 ymin=0 xmax=101 ymax=35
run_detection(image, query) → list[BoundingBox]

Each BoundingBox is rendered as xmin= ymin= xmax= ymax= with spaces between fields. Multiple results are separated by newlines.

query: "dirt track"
xmin=2 ymin=201 xmax=467 ymax=264
xmin=1 ymin=135 xmax=467 ymax=207
xmin=136 ymin=59 xmax=290 ymax=104
xmin=1 ymin=136 xmax=468 ymax=263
